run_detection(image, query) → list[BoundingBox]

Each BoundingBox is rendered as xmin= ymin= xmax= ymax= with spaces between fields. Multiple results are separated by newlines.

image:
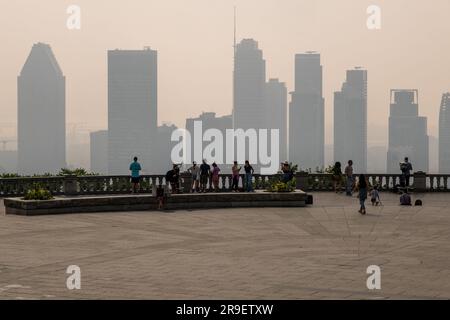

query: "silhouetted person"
xmin=332 ymin=162 xmax=343 ymax=193
xmin=166 ymin=164 xmax=180 ymax=194
xmin=211 ymin=162 xmax=221 ymax=192
xmin=188 ymin=161 xmax=200 ymax=192
xmin=400 ymin=190 xmax=412 ymax=206
xmin=281 ymin=161 xmax=293 ymax=183
xmin=400 ymin=157 xmax=413 ymax=187
xmin=129 ymin=156 xmax=142 ymax=193
xmin=357 ymin=174 xmax=368 ymax=215
xmin=231 ymin=161 xmax=241 ymax=192
xmin=244 ymin=160 xmax=254 ymax=192
xmin=344 ymin=160 xmax=354 ymax=196
xmin=199 ymin=159 xmax=210 ymax=193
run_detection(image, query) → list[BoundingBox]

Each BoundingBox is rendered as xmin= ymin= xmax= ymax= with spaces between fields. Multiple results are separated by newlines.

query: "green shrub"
xmin=58 ymin=168 xmax=98 ymax=176
xmin=266 ymin=177 xmax=296 ymax=193
xmin=23 ymin=184 xmax=53 ymax=200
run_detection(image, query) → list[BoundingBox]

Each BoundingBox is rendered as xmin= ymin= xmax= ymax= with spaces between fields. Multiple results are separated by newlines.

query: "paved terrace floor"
xmin=0 ymin=192 xmax=449 ymax=300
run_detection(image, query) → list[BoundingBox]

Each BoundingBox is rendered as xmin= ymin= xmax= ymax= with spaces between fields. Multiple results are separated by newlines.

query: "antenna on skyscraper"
xmin=234 ymin=6 xmax=237 ymax=61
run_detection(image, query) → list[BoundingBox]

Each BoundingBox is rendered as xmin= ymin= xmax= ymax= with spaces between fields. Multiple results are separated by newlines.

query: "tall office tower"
xmin=233 ymin=39 xmax=266 ymax=131
xmin=387 ymin=90 xmax=429 ymax=173
xmin=108 ymin=48 xmax=157 ymax=174
xmin=334 ymin=68 xmax=367 ymax=173
xmin=438 ymin=93 xmax=450 ymax=173
xmin=18 ymin=43 xmax=66 ymax=175
xmin=289 ymin=53 xmax=324 ymax=170
xmin=186 ymin=112 xmax=233 ymax=168
xmin=265 ymin=79 xmax=288 ymax=163
xmin=90 ymin=130 xmax=108 ymax=174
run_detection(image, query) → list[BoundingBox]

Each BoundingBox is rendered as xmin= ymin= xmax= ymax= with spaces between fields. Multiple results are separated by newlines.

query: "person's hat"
xmin=284 ymin=161 xmax=289 ymax=165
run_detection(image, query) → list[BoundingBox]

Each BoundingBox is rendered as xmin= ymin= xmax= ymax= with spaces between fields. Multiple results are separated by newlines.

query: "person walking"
xmin=244 ymin=160 xmax=254 ymax=192
xmin=231 ymin=161 xmax=241 ymax=192
xmin=332 ymin=162 xmax=343 ymax=193
xmin=211 ymin=162 xmax=221 ymax=192
xmin=357 ymin=174 xmax=368 ymax=215
xmin=188 ymin=161 xmax=200 ymax=192
xmin=129 ymin=156 xmax=142 ymax=193
xmin=344 ymin=160 xmax=354 ymax=196
xmin=199 ymin=159 xmax=211 ymax=193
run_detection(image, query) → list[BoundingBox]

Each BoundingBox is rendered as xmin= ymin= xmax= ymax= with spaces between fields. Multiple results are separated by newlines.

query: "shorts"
xmin=131 ymin=177 xmax=141 ymax=184
xmin=192 ymin=175 xmax=199 ymax=181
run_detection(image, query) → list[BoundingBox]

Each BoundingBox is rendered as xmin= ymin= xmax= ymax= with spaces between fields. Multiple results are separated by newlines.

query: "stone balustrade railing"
xmin=0 ymin=171 xmax=448 ymax=198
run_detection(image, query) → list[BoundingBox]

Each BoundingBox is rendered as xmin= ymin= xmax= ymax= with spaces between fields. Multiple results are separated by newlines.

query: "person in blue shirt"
xmin=129 ymin=157 xmax=142 ymax=193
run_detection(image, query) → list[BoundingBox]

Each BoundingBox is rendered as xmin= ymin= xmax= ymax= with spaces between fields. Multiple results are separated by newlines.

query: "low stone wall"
xmin=3 ymin=191 xmax=310 ymax=216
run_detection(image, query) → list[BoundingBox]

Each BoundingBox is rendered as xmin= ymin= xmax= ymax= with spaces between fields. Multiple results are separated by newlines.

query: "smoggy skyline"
xmin=1 ymin=0 xmax=450 ymax=146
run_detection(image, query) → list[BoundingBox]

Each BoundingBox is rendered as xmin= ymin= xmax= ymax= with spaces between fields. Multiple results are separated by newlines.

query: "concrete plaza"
xmin=0 ymin=192 xmax=449 ymax=299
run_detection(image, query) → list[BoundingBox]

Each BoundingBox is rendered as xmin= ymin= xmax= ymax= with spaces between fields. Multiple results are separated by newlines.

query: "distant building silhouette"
xmin=18 ymin=43 xmax=66 ymax=175
xmin=439 ymin=93 xmax=450 ymax=173
xmin=153 ymin=123 xmax=179 ymax=174
xmin=265 ymin=79 xmax=288 ymax=162
xmin=233 ymin=39 xmax=266 ymax=131
xmin=107 ymin=48 xmax=157 ymax=174
xmin=289 ymin=53 xmax=324 ymax=170
xmin=334 ymin=68 xmax=367 ymax=173
xmin=186 ymin=112 xmax=232 ymax=167
xmin=90 ymin=130 xmax=108 ymax=174
xmin=0 ymin=151 xmax=17 ymax=174
xmin=387 ymin=90 xmax=429 ymax=173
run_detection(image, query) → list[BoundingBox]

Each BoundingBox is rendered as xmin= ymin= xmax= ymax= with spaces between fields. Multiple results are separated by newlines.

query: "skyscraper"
xmin=18 ymin=43 xmax=66 ymax=175
xmin=107 ymin=48 xmax=157 ymax=174
xmin=334 ymin=68 xmax=367 ymax=173
xmin=289 ymin=53 xmax=324 ymax=170
xmin=265 ymin=79 xmax=288 ymax=162
xmin=439 ymin=92 xmax=450 ymax=173
xmin=387 ymin=90 xmax=428 ymax=173
xmin=90 ymin=130 xmax=108 ymax=174
xmin=233 ymin=39 xmax=266 ymax=131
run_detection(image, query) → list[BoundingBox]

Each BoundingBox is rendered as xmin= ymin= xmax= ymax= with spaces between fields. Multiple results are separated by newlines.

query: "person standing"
xmin=400 ymin=157 xmax=413 ymax=188
xmin=332 ymin=162 xmax=343 ymax=193
xmin=344 ymin=160 xmax=354 ymax=196
xmin=188 ymin=161 xmax=200 ymax=192
xmin=357 ymin=174 xmax=368 ymax=215
xmin=211 ymin=162 xmax=221 ymax=192
xmin=231 ymin=161 xmax=241 ymax=192
xmin=129 ymin=156 xmax=142 ymax=193
xmin=244 ymin=160 xmax=254 ymax=192
xmin=199 ymin=159 xmax=211 ymax=193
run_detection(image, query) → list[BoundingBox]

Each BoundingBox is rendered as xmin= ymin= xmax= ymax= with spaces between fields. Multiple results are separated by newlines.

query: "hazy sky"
xmin=1 ymin=0 xmax=449 ymax=146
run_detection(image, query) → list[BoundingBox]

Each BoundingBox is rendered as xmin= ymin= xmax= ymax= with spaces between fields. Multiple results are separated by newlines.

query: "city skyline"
xmin=5 ymin=40 xmax=450 ymax=174
xmin=1 ymin=1 xmax=449 ymax=144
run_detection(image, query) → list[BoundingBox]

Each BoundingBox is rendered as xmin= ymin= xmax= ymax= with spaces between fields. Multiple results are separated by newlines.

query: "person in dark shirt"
xmin=244 ymin=160 xmax=254 ymax=192
xmin=166 ymin=164 xmax=180 ymax=194
xmin=199 ymin=159 xmax=211 ymax=193
xmin=332 ymin=162 xmax=343 ymax=193
xmin=400 ymin=157 xmax=413 ymax=187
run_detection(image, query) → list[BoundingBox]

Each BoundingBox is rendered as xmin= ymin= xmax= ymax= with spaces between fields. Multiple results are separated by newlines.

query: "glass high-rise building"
xmin=334 ymin=68 xmax=367 ymax=173
xmin=439 ymin=92 xmax=450 ymax=173
xmin=18 ymin=43 xmax=66 ymax=175
xmin=289 ymin=53 xmax=324 ymax=170
xmin=233 ymin=39 xmax=266 ymax=131
xmin=107 ymin=48 xmax=157 ymax=174
xmin=387 ymin=89 xmax=428 ymax=173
